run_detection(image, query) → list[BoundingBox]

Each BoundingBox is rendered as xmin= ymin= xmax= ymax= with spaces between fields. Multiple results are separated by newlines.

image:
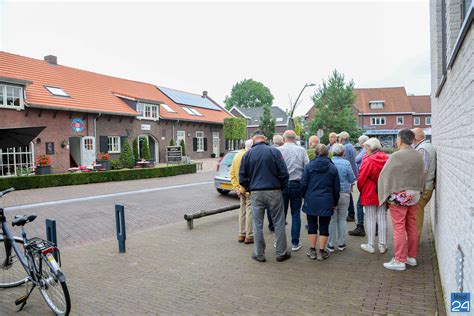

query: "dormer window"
xmin=369 ymin=101 xmax=384 ymax=109
xmin=45 ymin=86 xmax=69 ymax=97
xmin=0 ymin=84 xmax=24 ymax=110
xmin=276 ymin=117 xmax=283 ymax=122
xmin=137 ymin=102 xmax=159 ymax=120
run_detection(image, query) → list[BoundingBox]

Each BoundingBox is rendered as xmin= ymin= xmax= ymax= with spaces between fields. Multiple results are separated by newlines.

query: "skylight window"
xmin=183 ymin=107 xmax=204 ymax=116
xmin=45 ymin=86 xmax=69 ymax=97
xmin=276 ymin=117 xmax=283 ymax=122
xmin=161 ymin=104 xmax=176 ymax=113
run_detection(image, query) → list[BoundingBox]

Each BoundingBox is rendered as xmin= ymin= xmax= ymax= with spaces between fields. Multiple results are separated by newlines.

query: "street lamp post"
xmin=288 ymin=82 xmax=316 ymax=130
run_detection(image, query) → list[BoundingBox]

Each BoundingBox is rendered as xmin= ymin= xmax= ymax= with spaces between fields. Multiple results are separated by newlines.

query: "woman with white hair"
xmin=328 ymin=143 xmax=355 ymax=252
xmin=357 ymin=138 xmax=389 ymax=254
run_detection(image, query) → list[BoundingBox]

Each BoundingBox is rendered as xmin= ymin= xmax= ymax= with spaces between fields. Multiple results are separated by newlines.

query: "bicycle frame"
xmin=0 ymin=208 xmax=65 ymax=286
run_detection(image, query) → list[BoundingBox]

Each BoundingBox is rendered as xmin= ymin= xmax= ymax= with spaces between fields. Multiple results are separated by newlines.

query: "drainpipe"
xmin=93 ymin=112 xmax=102 ymax=141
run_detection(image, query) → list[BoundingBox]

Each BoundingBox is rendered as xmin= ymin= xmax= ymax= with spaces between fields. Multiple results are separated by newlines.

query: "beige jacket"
xmin=377 ymin=147 xmax=425 ymax=206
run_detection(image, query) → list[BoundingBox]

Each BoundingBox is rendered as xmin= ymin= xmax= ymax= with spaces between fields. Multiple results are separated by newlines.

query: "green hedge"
xmin=224 ymin=117 xmax=247 ymax=140
xmin=0 ymin=164 xmax=197 ymax=191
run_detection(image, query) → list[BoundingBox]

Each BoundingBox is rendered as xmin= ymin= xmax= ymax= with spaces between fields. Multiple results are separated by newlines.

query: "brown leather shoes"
xmin=244 ymin=237 xmax=254 ymax=244
xmin=238 ymin=236 xmax=245 ymax=243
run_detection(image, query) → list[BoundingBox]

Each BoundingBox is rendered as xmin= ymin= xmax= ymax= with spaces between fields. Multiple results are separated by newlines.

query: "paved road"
xmin=2 ymin=171 xmax=236 ymax=247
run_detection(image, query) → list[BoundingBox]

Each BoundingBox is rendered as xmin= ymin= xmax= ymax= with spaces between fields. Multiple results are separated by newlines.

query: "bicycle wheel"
xmin=0 ymin=235 xmax=28 ymax=288
xmin=38 ymin=254 xmax=71 ymax=315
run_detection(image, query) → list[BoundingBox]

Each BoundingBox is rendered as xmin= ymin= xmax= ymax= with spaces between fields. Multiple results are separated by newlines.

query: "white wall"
xmin=430 ymin=0 xmax=474 ymax=313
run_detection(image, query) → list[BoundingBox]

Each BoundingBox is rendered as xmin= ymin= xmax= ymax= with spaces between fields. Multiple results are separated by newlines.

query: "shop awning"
xmin=0 ymin=126 xmax=46 ymax=148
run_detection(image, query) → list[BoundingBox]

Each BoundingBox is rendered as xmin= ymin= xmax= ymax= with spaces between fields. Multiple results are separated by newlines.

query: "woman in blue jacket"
xmin=301 ymin=144 xmax=340 ymax=261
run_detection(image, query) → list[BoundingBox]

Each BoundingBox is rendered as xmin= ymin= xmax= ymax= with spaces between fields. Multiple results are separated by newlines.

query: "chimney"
xmin=202 ymin=90 xmax=208 ymax=98
xmin=44 ymin=55 xmax=57 ymax=65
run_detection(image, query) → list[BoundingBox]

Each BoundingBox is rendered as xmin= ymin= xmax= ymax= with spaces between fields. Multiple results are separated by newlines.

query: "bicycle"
xmin=0 ymin=187 xmax=71 ymax=315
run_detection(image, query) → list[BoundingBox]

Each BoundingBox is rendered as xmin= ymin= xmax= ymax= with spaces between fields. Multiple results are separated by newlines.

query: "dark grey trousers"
xmin=251 ymin=190 xmax=287 ymax=257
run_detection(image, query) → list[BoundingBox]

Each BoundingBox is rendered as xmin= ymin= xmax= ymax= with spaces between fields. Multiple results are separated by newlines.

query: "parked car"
xmin=214 ymin=150 xmax=239 ymax=195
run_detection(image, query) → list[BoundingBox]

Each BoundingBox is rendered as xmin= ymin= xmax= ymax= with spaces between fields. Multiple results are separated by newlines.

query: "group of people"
xmin=229 ymin=127 xmax=436 ymax=271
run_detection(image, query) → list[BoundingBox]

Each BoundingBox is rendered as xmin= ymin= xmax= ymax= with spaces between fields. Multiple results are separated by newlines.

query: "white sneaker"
xmin=379 ymin=245 xmax=388 ymax=254
xmin=292 ymin=243 xmax=302 ymax=251
xmin=405 ymin=257 xmax=417 ymax=267
xmin=383 ymin=258 xmax=406 ymax=271
xmin=361 ymin=244 xmax=375 ymax=254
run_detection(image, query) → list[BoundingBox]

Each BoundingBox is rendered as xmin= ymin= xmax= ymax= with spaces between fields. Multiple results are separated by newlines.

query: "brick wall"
xmin=359 ymin=114 xmax=414 ymax=130
xmin=430 ymin=0 xmax=473 ymax=311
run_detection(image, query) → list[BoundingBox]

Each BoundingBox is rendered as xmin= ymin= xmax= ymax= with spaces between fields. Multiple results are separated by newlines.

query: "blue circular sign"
xmin=71 ymin=118 xmax=85 ymax=133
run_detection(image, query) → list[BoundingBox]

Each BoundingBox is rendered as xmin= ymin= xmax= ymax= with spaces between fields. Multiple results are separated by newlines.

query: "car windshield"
xmin=221 ymin=152 xmax=236 ymax=165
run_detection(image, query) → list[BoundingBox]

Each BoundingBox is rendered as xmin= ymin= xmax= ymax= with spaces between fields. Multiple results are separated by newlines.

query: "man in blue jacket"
xmin=239 ymin=130 xmax=291 ymax=263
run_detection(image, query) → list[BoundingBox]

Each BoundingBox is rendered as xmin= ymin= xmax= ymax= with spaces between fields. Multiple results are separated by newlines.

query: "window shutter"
xmin=193 ymin=138 xmax=198 ymax=152
xmin=204 ymin=138 xmax=208 ymax=151
xmin=99 ymin=136 xmax=108 ymax=153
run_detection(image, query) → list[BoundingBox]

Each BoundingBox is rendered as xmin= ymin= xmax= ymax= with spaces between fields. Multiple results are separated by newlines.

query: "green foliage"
xmin=133 ymin=138 xmax=139 ymax=159
xmin=0 ymin=164 xmax=197 ymax=191
xmin=179 ymin=139 xmax=186 ymax=156
xmin=120 ymin=138 xmax=135 ymax=168
xmin=169 ymin=139 xmax=176 ymax=146
xmin=141 ymin=137 xmax=151 ymax=161
xmin=224 ymin=79 xmax=274 ymax=110
xmin=294 ymin=118 xmax=302 ymax=137
xmin=259 ymin=104 xmax=276 ymax=140
xmin=308 ymin=70 xmax=362 ymax=144
xmin=224 ymin=117 xmax=247 ymax=140
xmin=381 ymin=147 xmax=396 ymax=154
xmin=110 ymin=159 xmax=123 ymax=170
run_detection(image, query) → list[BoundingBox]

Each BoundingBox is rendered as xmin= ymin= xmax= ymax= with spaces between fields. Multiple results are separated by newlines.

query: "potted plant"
xmin=97 ymin=152 xmax=111 ymax=170
xmin=35 ymin=155 xmax=52 ymax=175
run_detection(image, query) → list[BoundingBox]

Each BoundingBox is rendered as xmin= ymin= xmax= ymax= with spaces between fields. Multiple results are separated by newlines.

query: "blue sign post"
xmin=46 ymin=219 xmax=58 ymax=261
xmin=115 ymin=204 xmax=126 ymax=253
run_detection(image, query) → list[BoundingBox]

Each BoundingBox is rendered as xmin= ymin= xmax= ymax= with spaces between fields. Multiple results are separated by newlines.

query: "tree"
xmin=119 ymin=138 xmax=135 ymax=169
xmin=259 ymin=104 xmax=276 ymax=141
xmin=308 ymin=70 xmax=361 ymax=144
xmin=141 ymin=137 xmax=151 ymax=161
xmin=224 ymin=79 xmax=274 ymax=110
xmin=169 ymin=139 xmax=176 ymax=146
xmin=179 ymin=139 xmax=186 ymax=156
xmin=294 ymin=117 xmax=303 ymax=137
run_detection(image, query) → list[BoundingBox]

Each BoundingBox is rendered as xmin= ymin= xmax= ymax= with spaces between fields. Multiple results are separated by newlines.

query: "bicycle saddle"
xmin=12 ymin=214 xmax=37 ymax=227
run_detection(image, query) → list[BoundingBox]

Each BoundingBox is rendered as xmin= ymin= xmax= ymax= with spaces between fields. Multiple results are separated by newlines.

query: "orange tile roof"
xmin=0 ymin=51 xmax=231 ymax=123
xmin=353 ymin=87 xmax=413 ymax=113
xmin=408 ymin=95 xmax=431 ymax=113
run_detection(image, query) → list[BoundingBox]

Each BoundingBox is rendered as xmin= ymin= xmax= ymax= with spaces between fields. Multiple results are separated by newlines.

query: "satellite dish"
xmin=317 ymin=129 xmax=324 ymax=138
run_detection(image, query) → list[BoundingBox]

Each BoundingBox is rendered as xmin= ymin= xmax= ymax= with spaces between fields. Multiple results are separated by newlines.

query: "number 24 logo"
xmin=452 ymin=300 xmax=470 ymax=312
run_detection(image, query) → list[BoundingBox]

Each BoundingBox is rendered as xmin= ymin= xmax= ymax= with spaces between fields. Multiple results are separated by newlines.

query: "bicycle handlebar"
xmin=0 ymin=187 xmax=15 ymax=198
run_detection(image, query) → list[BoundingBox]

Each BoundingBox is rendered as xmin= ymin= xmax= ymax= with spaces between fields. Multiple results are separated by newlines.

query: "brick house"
xmin=229 ymin=106 xmax=290 ymax=144
xmin=430 ymin=0 xmax=473 ymax=310
xmin=304 ymin=87 xmax=432 ymax=147
xmin=0 ymin=52 xmax=231 ymax=175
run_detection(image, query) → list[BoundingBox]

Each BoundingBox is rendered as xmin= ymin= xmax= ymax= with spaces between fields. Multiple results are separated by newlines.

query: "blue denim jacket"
xmin=332 ymin=156 xmax=355 ymax=193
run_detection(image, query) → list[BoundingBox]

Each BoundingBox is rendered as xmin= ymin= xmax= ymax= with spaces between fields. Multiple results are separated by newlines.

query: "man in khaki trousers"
xmin=230 ymin=139 xmax=254 ymax=244
xmin=412 ymin=128 xmax=436 ymax=242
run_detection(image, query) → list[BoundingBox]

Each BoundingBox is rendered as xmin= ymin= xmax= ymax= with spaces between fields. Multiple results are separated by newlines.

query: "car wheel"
xmin=217 ymin=189 xmax=230 ymax=195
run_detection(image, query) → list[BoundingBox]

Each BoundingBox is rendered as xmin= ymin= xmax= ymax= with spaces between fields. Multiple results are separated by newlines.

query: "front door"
xmin=80 ymin=136 xmax=96 ymax=166
xmin=212 ymin=132 xmax=220 ymax=156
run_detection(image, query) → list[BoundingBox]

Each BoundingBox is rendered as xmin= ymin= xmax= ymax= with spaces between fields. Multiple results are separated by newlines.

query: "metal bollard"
xmin=46 ymin=219 xmax=58 ymax=261
xmin=115 ymin=204 xmax=126 ymax=253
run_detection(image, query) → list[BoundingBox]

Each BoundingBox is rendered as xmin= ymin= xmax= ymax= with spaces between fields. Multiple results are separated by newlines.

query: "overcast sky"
xmin=0 ymin=0 xmax=430 ymax=116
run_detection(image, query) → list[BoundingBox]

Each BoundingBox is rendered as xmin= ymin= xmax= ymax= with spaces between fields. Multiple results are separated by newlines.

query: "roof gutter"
xmin=27 ymin=103 xmax=138 ymax=117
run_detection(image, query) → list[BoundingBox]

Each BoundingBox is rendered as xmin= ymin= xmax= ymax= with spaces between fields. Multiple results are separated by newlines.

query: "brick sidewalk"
xmin=0 ymin=207 xmax=445 ymax=315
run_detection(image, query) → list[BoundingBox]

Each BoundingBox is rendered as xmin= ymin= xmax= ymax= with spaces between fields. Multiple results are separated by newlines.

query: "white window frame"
xmin=369 ymin=101 xmax=385 ymax=109
xmin=370 ymin=117 xmax=386 ymax=126
xmin=107 ymin=136 xmax=121 ymax=153
xmin=414 ymin=116 xmax=420 ymax=126
xmin=196 ymin=131 xmax=204 ymax=152
xmin=0 ymin=142 xmax=35 ymax=177
xmin=138 ymin=102 xmax=159 ymax=121
xmin=190 ymin=108 xmax=203 ymax=116
xmin=161 ymin=104 xmax=176 ymax=113
xmin=396 ymin=116 xmax=404 ymax=125
xmin=177 ymin=130 xmax=186 ymax=145
xmin=0 ymin=84 xmax=24 ymax=110
xmin=425 ymin=117 xmax=432 ymax=125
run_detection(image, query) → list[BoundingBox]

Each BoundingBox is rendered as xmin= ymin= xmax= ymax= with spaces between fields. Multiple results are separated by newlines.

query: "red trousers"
xmin=389 ymin=203 xmax=419 ymax=262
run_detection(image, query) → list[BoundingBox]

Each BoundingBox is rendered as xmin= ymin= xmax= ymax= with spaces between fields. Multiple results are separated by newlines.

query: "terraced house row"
xmin=0 ymin=52 xmax=232 ymax=175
